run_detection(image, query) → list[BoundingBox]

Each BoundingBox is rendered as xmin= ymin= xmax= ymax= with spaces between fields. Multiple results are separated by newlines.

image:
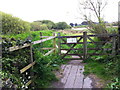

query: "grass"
xmin=83 ymin=59 xmax=111 ymax=80
xmin=2 ymin=30 xmax=54 ymax=40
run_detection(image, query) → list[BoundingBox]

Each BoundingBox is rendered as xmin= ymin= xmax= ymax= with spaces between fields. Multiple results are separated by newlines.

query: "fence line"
xmin=8 ymin=32 xmax=57 ymax=88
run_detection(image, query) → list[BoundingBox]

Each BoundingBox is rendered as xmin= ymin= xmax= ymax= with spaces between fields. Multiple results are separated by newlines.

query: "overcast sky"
xmin=0 ymin=0 xmax=119 ymax=24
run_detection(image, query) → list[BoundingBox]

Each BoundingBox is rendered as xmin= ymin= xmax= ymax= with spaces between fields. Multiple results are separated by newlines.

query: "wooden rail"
xmin=33 ymin=36 xmax=56 ymax=45
xmin=9 ymin=43 xmax=30 ymax=52
xmin=20 ymin=61 xmax=35 ymax=74
xmin=44 ymin=48 xmax=55 ymax=56
xmin=25 ymin=80 xmax=32 ymax=87
xmin=56 ymin=34 xmax=120 ymax=38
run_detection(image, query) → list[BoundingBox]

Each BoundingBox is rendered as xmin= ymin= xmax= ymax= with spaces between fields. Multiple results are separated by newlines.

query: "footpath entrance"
xmin=57 ymin=32 xmax=118 ymax=60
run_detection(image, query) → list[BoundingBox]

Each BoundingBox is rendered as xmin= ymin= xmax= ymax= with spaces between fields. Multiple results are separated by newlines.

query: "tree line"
xmin=1 ymin=11 xmax=71 ymax=35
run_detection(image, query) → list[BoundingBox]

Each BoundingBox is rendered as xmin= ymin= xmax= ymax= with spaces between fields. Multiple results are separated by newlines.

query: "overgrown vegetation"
xmin=1 ymin=30 xmax=64 ymax=89
xmin=83 ymin=37 xmax=120 ymax=88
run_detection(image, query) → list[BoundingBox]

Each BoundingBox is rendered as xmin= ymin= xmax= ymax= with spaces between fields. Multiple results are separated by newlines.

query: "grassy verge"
xmin=83 ymin=54 xmax=120 ymax=88
xmin=83 ymin=59 xmax=111 ymax=80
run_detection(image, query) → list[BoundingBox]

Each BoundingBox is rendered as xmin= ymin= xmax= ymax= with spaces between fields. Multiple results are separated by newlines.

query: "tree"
xmin=31 ymin=22 xmax=42 ymax=31
xmin=55 ymin=22 xmax=70 ymax=30
xmin=78 ymin=0 xmax=109 ymax=37
xmin=78 ymin=0 xmax=107 ymax=23
xmin=75 ymin=23 xmax=78 ymax=26
xmin=31 ymin=22 xmax=49 ymax=31
xmin=40 ymin=20 xmax=56 ymax=29
xmin=70 ymin=23 xmax=74 ymax=27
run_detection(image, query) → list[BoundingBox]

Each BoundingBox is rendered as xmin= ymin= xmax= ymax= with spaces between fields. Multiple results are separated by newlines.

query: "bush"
xmin=88 ymin=21 xmax=107 ymax=34
xmin=1 ymin=12 xmax=31 ymax=34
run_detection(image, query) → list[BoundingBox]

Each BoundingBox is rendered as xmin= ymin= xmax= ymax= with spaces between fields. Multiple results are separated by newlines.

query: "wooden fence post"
xmin=118 ymin=1 xmax=120 ymax=52
xmin=30 ymin=43 xmax=34 ymax=87
xmin=112 ymin=36 xmax=116 ymax=56
xmin=58 ymin=33 xmax=61 ymax=55
xmin=53 ymin=33 xmax=56 ymax=54
xmin=40 ymin=32 xmax=43 ymax=53
xmin=83 ymin=32 xmax=87 ymax=60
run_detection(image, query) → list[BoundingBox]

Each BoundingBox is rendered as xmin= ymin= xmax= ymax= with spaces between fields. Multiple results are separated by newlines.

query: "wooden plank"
xmin=63 ymin=58 xmax=83 ymax=60
xmin=73 ymin=66 xmax=84 ymax=88
xmin=57 ymin=34 xmax=118 ymax=38
xmin=61 ymin=54 xmax=84 ymax=56
xmin=25 ymin=80 xmax=32 ymax=87
xmin=61 ymin=42 xmax=83 ymax=44
xmin=20 ymin=61 xmax=35 ymax=74
xmin=33 ymin=36 xmax=56 ymax=45
xmin=87 ymin=53 xmax=108 ymax=55
xmin=64 ymin=65 xmax=78 ymax=88
xmin=9 ymin=43 xmax=30 ymax=52
xmin=88 ymin=48 xmax=102 ymax=50
xmin=87 ymin=34 xmax=117 ymax=37
xmin=40 ymin=36 xmax=53 ymax=38
xmin=61 ymin=48 xmax=83 ymax=50
xmin=61 ymin=41 xmax=107 ymax=44
xmin=44 ymin=48 xmax=55 ymax=56
xmin=41 ymin=48 xmax=53 ymax=50
xmin=83 ymin=32 xmax=87 ymax=60
xmin=57 ymin=35 xmax=83 ymax=38
xmin=61 ymin=65 xmax=72 ymax=84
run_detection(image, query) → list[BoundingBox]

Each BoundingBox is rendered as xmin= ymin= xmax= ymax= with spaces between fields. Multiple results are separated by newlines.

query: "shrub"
xmin=1 ymin=12 xmax=31 ymax=34
xmin=88 ymin=21 xmax=108 ymax=34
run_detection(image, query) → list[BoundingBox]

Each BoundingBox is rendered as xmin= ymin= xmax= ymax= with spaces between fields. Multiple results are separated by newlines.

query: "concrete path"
xmin=51 ymin=57 xmax=93 ymax=88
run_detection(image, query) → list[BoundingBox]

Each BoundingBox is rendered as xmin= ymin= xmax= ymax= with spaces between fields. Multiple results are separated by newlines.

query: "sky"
xmin=0 ymin=0 xmax=119 ymax=24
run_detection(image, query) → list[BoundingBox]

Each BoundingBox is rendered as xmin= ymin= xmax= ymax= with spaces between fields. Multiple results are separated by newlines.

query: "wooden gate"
xmin=57 ymin=32 xmax=118 ymax=60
